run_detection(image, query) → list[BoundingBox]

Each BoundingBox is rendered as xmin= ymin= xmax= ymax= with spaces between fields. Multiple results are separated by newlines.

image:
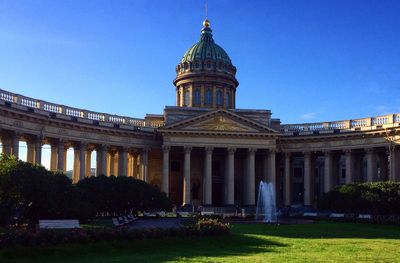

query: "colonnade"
xmin=0 ymin=131 xmax=150 ymax=183
xmin=283 ymin=146 xmax=400 ymax=207
xmin=2 ymin=130 xmax=400 ymax=208
xmin=161 ymin=145 xmax=276 ymax=207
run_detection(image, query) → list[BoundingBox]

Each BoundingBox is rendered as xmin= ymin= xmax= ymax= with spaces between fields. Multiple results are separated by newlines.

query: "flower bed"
xmin=0 ymin=218 xmax=230 ymax=248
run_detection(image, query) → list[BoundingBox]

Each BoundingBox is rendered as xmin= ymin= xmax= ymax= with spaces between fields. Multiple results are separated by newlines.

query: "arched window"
xmin=194 ymin=89 xmax=201 ymax=105
xmin=184 ymin=90 xmax=190 ymax=106
xmin=205 ymin=89 xmax=212 ymax=105
xmin=216 ymin=90 xmax=223 ymax=106
xmin=225 ymin=92 xmax=230 ymax=107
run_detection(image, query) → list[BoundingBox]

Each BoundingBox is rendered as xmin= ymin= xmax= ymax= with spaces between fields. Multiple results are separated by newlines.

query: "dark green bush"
xmin=0 ymin=218 xmax=230 ymax=248
xmin=0 ymin=155 xmax=95 ymax=226
xmin=76 ymin=175 xmax=172 ymax=216
xmin=0 ymin=154 xmax=172 ymax=226
xmin=318 ymin=181 xmax=400 ymax=215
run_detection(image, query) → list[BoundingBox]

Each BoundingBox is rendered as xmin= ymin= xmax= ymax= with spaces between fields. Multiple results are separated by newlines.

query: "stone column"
xmin=262 ymin=152 xmax=268 ymax=182
xmin=183 ymin=146 xmax=192 ymax=205
xmin=11 ymin=132 xmax=19 ymax=158
xmin=344 ymin=149 xmax=354 ymax=184
xmin=27 ymin=140 xmax=35 ymax=163
xmin=379 ymin=150 xmax=389 ymax=181
xmin=118 ymin=148 xmax=128 ymax=176
xmin=244 ymin=148 xmax=256 ymax=206
xmin=390 ymin=146 xmax=400 ymax=181
xmin=96 ymin=145 xmax=107 ymax=176
xmin=353 ymin=153 xmax=364 ymax=182
xmin=268 ymin=149 xmax=276 ymax=186
xmin=366 ymin=148 xmax=377 ymax=182
xmin=113 ymin=153 xmax=119 ymax=175
xmin=127 ymin=154 xmax=132 ymax=176
xmin=57 ymin=140 xmax=65 ymax=172
xmin=85 ymin=150 xmax=91 ymax=177
xmin=224 ymin=147 xmax=235 ymax=206
xmin=132 ymin=152 xmax=138 ymax=178
xmin=140 ymin=148 xmax=149 ymax=182
xmin=284 ymin=152 xmax=292 ymax=206
xmin=34 ymin=137 xmax=42 ymax=165
xmin=162 ymin=146 xmax=170 ymax=195
xmin=73 ymin=148 xmax=80 ymax=183
xmin=1 ymin=135 xmax=12 ymax=155
xmin=79 ymin=143 xmax=87 ymax=181
xmin=50 ymin=143 xmax=58 ymax=171
xmin=324 ymin=151 xmax=333 ymax=193
xmin=203 ymin=147 xmax=213 ymax=206
xmin=108 ymin=153 xmax=115 ymax=176
xmin=303 ymin=152 xmax=315 ymax=206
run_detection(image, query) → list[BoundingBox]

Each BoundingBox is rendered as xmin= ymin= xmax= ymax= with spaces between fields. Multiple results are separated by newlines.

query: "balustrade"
xmin=0 ymin=88 xmax=158 ymax=128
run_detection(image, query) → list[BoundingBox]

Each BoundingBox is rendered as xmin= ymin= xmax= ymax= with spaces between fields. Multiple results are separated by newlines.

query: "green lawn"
xmin=1 ymin=221 xmax=400 ymax=262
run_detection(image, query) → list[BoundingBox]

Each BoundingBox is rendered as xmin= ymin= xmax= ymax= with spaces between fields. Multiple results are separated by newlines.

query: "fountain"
xmin=255 ymin=181 xmax=277 ymax=223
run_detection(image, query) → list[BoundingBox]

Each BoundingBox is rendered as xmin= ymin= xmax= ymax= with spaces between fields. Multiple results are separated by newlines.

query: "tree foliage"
xmin=0 ymin=154 xmax=172 ymax=226
xmin=318 ymin=181 xmax=400 ymax=215
xmin=76 ymin=175 xmax=172 ymax=216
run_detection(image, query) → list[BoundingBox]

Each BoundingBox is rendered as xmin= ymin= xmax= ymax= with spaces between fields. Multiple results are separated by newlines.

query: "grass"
xmin=1 ymin=221 xmax=400 ymax=262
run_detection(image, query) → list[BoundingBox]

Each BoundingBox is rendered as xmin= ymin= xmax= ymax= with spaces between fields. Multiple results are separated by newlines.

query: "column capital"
xmin=58 ymin=139 xmax=66 ymax=149
xmin=77 ymin=142 xmax=88 ymax=150
xmin=365 ymin=147 xmax=375 ymax=154
xmin=184 ymin=146 xmax=192 ymax=153
xmin=343 ymin=149 xmax=353 ymax=154
xmin=302 ymin=151 xmax=312 ymax=157
xmin=98 ymin=144 xmax=108 ymax=152
xmin=12 ymin=131 xmax=21 ymax=138
xmin=268 ymin=148 xmax=276 ymax=154
xmin=323 ymin=150 xmax=332 ymax=156
xmin=119 ymin=146 xmax=129 ymax=153
xmin=141 ymin=147 xmax=150 ymax=153
xmin=162 ymin=145 xmax=171 ymax=152
xmin=248 ymin=148 xmax=257 ymax=154
xmin=390 ymin=145 xmax=400 ymax=153
xmin=205 ymin=146 xmax=214 ymax=153
xmin=227 ymin=147 xmax=236 ymax=154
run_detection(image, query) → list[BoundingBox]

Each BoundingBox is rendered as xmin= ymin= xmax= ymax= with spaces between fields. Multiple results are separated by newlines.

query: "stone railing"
xmin=0 ymin=88 xmax=164 ymax=129
xmin=281 ymin=114 xmax=400 ymax=136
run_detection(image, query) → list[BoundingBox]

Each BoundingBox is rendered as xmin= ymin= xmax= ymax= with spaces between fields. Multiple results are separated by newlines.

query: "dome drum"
xmin=173 ymin=19 xmax=239 ymax=110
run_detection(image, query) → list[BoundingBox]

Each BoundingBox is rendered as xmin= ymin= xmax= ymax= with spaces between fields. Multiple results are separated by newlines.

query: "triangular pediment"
xmin=160 ymin=109 xmax=277 ymax=134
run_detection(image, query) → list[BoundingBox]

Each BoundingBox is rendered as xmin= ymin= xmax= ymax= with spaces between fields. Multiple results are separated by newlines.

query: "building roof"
xmin=180 ymin=19 xmax=232 ymax=65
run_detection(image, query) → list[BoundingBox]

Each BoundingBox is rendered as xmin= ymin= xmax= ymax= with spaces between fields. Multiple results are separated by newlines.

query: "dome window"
xmin=205 ymin=89 xmax=212 ymax=105
xmin=216 ymin=90 xmax=223 ymax=106
xmin=225 ymin=91 xmax=230 ymax=107
xmin=194 ymin=89 xmax=201 ymax=105
xmin=184 ymin=89 xmax=190 ymax=107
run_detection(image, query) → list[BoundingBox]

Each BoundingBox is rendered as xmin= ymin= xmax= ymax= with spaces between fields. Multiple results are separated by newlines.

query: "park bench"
xmin=39 ymin=219 xmax=80 ymax=229
xmin=200 ymin=211 xmax=215 ymax=216
xmin=358 ymin=214 xmax=372 ymax=219
xmin=177 ymin=211 xmax=191 ymax=217
xmin=329 ymin=213 xmax=345 ymax=218
xmin=303 ymin=212 xmax=318 ymax=217
xmin=112 ymin=214 xmax=138 ymax=227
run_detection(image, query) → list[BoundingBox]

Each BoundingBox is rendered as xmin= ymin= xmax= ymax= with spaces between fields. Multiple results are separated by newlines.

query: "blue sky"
xmin=1 ymin=0 xmax=399 ymax=124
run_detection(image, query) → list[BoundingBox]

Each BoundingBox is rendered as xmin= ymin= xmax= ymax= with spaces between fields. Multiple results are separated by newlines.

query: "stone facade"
xmin=0 ymin=19 xmax=399 ymax=208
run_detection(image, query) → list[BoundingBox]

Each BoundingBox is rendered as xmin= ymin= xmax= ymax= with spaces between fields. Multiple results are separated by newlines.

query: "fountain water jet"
xmin=255 ymin=181 xmax=277 ymax=223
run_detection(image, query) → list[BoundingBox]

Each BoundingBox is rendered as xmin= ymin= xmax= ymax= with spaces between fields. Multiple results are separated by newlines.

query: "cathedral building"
xmin=0 ymin=19 xmax=399 ymax=209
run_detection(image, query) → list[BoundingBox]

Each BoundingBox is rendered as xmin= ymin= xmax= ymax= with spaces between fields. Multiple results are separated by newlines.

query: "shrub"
xmin=0 ymin=155 xmax=96 ymax=226
xmin=0 ymin=218 xmax=230 ymax=248
xmin=318 ymin=181 xmax=400 ymax=215
xmin=76 ymin=175 xmax=173 ymax=216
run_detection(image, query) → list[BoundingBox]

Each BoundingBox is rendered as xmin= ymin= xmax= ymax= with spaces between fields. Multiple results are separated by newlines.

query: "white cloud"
xmin=300 ymin=112 xmax=317 ymax=120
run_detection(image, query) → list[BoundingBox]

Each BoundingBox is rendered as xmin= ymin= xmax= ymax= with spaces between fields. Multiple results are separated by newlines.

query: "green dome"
xmin=180 ymin=23 xmax=232 ymax=65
